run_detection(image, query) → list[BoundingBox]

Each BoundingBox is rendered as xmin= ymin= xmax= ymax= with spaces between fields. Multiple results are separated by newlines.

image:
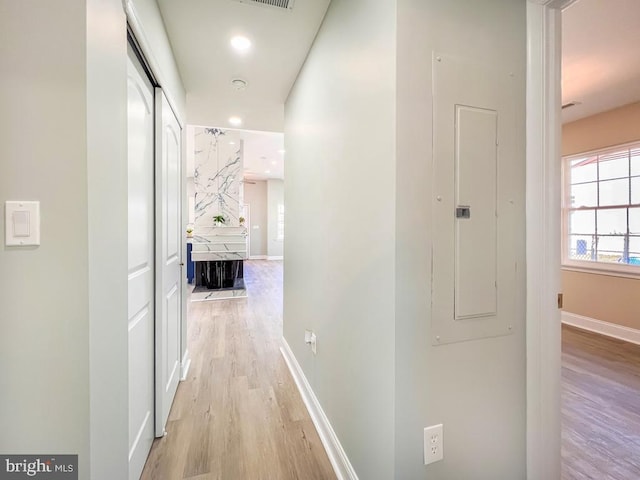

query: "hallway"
xmin=141 ymin=260 xmax=336 ymax=480
xmin=1 ymin=1 xmax=564 ymax=478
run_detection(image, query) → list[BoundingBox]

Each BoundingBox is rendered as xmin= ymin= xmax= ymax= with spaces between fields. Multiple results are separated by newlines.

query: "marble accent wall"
xmin=194 ymin=127 xmax=243 ymax=227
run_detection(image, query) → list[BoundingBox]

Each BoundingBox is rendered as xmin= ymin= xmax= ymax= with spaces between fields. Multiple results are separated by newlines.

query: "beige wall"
xmin=563 ymin=270 xmax=639 ymax=329
xmin=563 ymin=102 xmax=640 ymax=156
xmin=562 ymin=102 xmax=640 ymax=329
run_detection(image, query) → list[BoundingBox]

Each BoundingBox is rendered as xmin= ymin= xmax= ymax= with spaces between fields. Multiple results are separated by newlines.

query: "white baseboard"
xmin=280 ymin=338 xmax=358 ymax=480
xmin=267 ymin=255 xmax=284 ymax=261
xmin=562 ymin=311 xmax=640 ymax=345
xmin=249 ymin=255 xmax=267 ymax=260
xmin=180 ymin=349 xmax=191 ymax=381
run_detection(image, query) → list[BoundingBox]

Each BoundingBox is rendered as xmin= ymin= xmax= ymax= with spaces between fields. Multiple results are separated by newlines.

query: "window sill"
xmin=561 ymin=261 xmax=640 ymax=280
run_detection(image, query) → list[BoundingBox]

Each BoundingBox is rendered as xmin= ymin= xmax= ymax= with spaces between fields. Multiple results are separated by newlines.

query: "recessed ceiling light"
xmin=230 ymin=35 xmax=251 ymax=52
xmin=271 ymin=161 xmax=277 ymax=165
xmin=265 ymin=170 xmax=271 ymax=174
xmin=228 ymin=116 xmax=242 ymax=127
xmin=229 ymin=141 xmax=236 ymax=145
xmin=278 ymin=149 xmax=286 ymax=154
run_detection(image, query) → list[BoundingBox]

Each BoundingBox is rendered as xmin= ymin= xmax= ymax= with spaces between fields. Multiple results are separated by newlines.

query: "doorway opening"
xmin=559 ymin=1 xmax=640 ymax=477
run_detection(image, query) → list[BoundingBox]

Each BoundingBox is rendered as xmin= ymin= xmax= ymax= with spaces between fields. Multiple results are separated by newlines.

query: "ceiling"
xmin=156 ymin=0 xmax=331 ymax=133
xmin=159 ymin=0 xmax=640 ymax=163
xmin=562 ymin=0 xmax=640 ymax=123
xmin=238 ymin=128 xmax=285 ymax=181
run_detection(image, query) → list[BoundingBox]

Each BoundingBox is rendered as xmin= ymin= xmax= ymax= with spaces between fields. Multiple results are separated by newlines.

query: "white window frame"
xmin=562 ymin=140 xmax=640 ymax=277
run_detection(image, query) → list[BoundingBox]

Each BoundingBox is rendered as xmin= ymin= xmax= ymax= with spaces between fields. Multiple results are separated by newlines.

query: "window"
xmin=563 ymin=142 xmax=640 ymax=272
xmin=277 ymin=204 xmax=284 ymax=240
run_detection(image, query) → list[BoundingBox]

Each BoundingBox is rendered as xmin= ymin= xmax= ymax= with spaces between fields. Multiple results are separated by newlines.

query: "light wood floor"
xmin=562 ymin=324 xmax=640 ymax=480
xmin=141 ymin=260 xmax=336 ymax=480
xmin=141 ymin=266 xmax=640 ymax=479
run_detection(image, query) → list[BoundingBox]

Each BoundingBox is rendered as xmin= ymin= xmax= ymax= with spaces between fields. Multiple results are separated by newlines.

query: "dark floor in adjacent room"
xmin=562 ymin=324 xmax=640 ymax=480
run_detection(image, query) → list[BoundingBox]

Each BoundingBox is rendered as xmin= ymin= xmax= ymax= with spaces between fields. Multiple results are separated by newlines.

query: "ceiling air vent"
xmin=232 ymin=0 xmax=295 ymax=10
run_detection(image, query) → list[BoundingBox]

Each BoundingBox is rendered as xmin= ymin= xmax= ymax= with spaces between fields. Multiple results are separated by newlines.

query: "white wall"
xmin=0 ymin=1 xmax=126 ymax=478
xmin=244 ymin=181 xmax=268 ymax=257
xmin=286 ymin=0 xmax=527 ymax=478
xmin=0 ymin=0 xmax=90 ymax=472
xmin=267 ymin=179 xmax=284 ymax=258
xmin=284 ymin=0 xmax=396 ymax=477
xmin=129 ymin=0 xmax=186 ymax=124
xmin=87 ymin=1 xmax=129 ymax=479
xmin=0 ymin=2 xmax=185 ymax=478
xmin=395 ymin=1 xmax=527 ymax=478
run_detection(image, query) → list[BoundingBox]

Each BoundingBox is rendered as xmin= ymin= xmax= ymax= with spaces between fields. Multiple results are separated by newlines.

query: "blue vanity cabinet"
xmin=186 ymin=242 xmax=194 ymax=284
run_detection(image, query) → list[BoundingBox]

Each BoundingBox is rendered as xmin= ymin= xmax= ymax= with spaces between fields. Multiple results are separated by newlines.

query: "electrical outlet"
xmin=310 ymin=333 xmax=317 ymax=355
xmin=423 ymin=424 xmax=443 ymax=465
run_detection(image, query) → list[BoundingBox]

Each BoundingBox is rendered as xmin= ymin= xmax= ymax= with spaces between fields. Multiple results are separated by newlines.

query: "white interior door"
xmin=155 ymin=89 xmax=182 ymax=436
xmin=127 ymin=48 xmax=155 ymax=479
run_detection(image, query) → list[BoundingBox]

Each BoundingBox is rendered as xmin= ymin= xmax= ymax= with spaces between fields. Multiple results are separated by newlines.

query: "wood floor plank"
xmin=562 ymin=324 xmax=640 ymax=480
xmin=141 ymin=260 xmax=336 ymax=480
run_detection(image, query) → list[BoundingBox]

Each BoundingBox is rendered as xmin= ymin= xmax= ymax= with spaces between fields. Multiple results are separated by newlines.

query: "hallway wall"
xmin=0 ymin=3 xmax=92 ymax=476
xmin=87 ymin=2 xmax=129 ymax=478
xmin=286 ymin=0 xmax=527 ymax=479
xmin=395 ymin=1 xmax=527 ymax=478
xmin=0 ymin=1 xmax=131 ymax=477
xmin=284 ymin=0 xmax=397 ymax=477
xmin=0 ymin=1 xmax=185 ymax=478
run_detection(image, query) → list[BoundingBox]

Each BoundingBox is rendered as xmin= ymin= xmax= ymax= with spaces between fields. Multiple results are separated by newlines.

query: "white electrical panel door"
xmin=454 ymin=106 xmax=498 ymax=320
xmin=431 ymin=53 xmax=521 ymax=345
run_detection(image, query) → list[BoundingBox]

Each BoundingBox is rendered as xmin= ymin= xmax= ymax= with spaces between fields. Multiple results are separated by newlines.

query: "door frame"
xmin=125 ymin=0 xmax=190 ymax=434
xmin=525 ymin=1 xmax=577 ymax=478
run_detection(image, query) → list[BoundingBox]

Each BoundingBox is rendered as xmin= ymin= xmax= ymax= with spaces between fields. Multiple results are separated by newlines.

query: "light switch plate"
xmin=5 ymin=201 xmax=40 ymax=246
